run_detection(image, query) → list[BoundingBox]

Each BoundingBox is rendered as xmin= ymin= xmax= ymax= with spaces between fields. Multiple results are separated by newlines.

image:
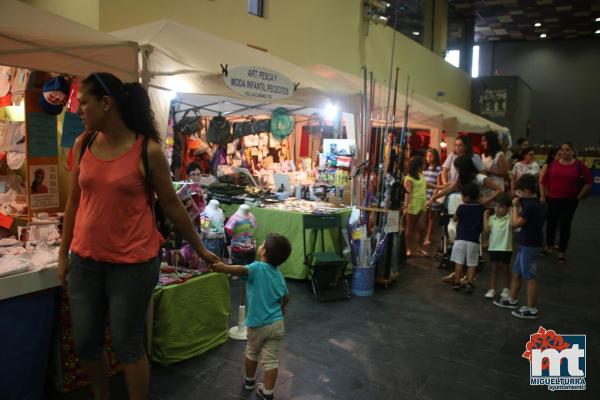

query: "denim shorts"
xmin=512 ymin=246 xmax=542 ymax=280
xmin=67 ymin=253 xmax=160 ymax=363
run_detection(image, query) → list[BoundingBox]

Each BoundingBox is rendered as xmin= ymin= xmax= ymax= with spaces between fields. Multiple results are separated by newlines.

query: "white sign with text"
xmin=224 ymin=66 xmax=294 ymax=101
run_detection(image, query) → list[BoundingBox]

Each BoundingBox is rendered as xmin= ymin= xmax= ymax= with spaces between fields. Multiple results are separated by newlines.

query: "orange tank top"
xmin=71 ymin=134 xmax=164 ymax=263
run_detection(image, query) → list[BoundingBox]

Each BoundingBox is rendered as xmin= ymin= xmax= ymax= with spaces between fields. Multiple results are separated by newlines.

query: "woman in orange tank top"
xmin=58 ymin=73 xmax=221 ymax=400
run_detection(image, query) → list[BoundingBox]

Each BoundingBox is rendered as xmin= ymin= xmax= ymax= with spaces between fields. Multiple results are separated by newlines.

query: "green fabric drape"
xmin=151 ymin=273 xmax=230 ymax=366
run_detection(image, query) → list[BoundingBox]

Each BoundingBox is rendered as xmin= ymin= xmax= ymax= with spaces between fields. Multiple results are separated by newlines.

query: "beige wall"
xmin=98 ymin=0 xmax=470 ymax=108
xmin=19 ymin=0 xmax=99 ymax=29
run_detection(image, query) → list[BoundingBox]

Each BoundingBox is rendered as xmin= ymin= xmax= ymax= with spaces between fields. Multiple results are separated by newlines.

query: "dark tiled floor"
xmin=53 ymin=198 xmax=600 ymax=400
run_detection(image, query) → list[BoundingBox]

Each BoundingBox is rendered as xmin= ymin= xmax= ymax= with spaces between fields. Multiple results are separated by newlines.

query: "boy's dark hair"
xmin=495 ymin=192 xmax=511 ymax=207
xmin=517 ymin=137 xmax=528 ymax=147
xmin=186 ymin=162 xmax=201 ymax=175
xmin=460 ymin=182 xmax=479 ymax=201
xmin=516 ymin=174 xmax=538 ymax=194
xmin=407 ymin=155 xmax=424 ymax=180
xmin=264 ymin=233 xmax=292 ymax=266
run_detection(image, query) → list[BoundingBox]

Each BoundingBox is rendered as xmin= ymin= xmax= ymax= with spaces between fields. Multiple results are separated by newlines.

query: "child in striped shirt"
xmin=423 ymin=148 xmax=442 ymax=246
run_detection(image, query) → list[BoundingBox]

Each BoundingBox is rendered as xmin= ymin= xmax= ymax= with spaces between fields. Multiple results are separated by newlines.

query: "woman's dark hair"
xmin=408 ymin=156 xmax=424 ymax=180
xmin=31 ymin=168 xmax=44 ymax=192
xmin=545 ymin=147 xmax=559 ymax=165
xmin=264 ymin=233 xmax=292 ymax=266
xmin=81 ymin=73 xmax=161 ymax=143
xmin=483 ymin=131 xmax=502 ymax=157
xmin=456 ymin=135 xmax=473 ymax=156
xmin=186 ymin=162 xmax=201 ymax=176
xmin=425 ymin=148 xmax=441 ymax=168
xmin=454 ymin=154 xmax=478 ymax=188
xmin=519 ymin=147 xmax=534 ymax=162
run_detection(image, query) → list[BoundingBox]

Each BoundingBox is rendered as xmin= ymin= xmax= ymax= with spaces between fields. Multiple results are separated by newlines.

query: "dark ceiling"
xmin=449 ymin=0 xmax=600 ymax=42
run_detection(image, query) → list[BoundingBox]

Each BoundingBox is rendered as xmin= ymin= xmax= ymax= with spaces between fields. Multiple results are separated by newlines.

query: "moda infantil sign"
xmin=224 ymin=66 xmax=294 ymax=101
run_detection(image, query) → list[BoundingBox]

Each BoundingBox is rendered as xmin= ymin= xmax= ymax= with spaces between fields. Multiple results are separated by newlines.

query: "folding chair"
xmin=302 ymin=214 xmax=350 ymax=302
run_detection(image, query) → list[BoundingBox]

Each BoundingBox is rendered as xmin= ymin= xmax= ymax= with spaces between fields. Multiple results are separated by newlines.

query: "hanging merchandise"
xmin=210 ymin=145 xmax=228 ymax=172
xmin=66 ymin=79 xmax=80 ymax=113
xmin=270 ymin=107 xmax=294 ymax=140
xmin=10 ymin=68 xmax=31 ymax=106
xmin=207 ymin=115 xmax=232 ymax=144
xmin=176 ymin=115 xmax=201 ymax=135
xmin=0 ymin=66 xmax=15 ymax=107
xmin=39 ymin=76 xmax=70 ymax=115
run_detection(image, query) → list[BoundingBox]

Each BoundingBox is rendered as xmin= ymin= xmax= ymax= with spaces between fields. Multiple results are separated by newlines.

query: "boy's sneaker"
xmin=493 ymin=297 xmax=519 ymax=309
xmin=512 ymin=307 xmax=539 ymax=319
xmin=243 ymin=377 xmax=256 ymax=390
xmin=256 ymin=384 xmax=274 ymax=400
xmin=442 ymin=272 xmax=455 ymax=283
xmin=484 ymin=289 xmax=496 ymax=299
xmin=452 ymin=281 xmax=461 ymax=291
xmin=464 ymin=282 xmax=474 ymax=294
xmin=500 ymin=288 xmax=510 ymax=298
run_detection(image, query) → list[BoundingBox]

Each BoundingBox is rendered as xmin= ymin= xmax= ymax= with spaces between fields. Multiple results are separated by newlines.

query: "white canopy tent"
xmin=0 ymin=0 xmax=138 ymax=81
xmin=111 ymin=20 xmax=360 ymax=140
xmin=308 ymin=64 xmax=510 ymax=151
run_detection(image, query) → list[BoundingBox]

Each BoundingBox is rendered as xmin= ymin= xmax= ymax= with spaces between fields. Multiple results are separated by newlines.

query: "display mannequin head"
xmin=208 ymin=199 xmax=220 ymax=210
xmin=237 ymin=204 xmax=250 ymax=216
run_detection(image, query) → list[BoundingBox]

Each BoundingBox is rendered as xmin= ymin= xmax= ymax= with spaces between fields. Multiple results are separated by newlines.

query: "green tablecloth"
xmin=221 ymin=204 xmax=352 ymax=280
xmin=151 ymin=273 xmax=230 ymax=366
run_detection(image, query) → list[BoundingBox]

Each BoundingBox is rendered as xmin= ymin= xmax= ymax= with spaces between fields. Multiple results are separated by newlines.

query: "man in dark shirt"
xmin=450 ymin=183 xmax=485 ymax=294
xmin=494 ymin=175 xmax=545 ymax=319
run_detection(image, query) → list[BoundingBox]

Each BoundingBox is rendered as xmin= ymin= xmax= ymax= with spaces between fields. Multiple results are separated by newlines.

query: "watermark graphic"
xmin=523 ymin=326 xmax=586 ymax=391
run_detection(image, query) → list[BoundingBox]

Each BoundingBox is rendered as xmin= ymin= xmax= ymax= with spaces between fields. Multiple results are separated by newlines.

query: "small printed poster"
xmin=386 ymin=210 xmax=400 ymax=233
xmin=27 ymin=112 xmax=58 ymax=157
xmin=29 ymin=164 xmax=59 ymax=210
xmin=479 ymin=89 xmax=507 ymax=118
xmin=61 ymin=112 xmax=85 ymax=148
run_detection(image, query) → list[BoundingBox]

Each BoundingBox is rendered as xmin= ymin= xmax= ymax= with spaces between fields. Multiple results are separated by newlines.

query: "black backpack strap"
xmin=79 ymin=131 xmax=98 ymax=164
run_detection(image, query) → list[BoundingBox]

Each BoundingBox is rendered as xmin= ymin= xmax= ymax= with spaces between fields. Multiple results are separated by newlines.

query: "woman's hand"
xmin=199 ymin=250 xmax=222 ymax=266
xmin=58 ymin=252 xmax=69 ymax=288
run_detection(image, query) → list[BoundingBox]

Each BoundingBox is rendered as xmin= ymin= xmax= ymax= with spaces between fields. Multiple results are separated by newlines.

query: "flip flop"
xmin=417 ymin=249 xmax=429 ymax=256
xmin=558 ymin=255 xmax=566 ymax=264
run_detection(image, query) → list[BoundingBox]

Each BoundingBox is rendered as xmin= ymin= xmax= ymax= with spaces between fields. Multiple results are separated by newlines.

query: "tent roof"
xmin=309 ymin=64 xmax=509 ymax=134
xmin=111 ymin=20 xmax=358 ymax=104
xmin=0 ymin=0 xmax=138 ymax=80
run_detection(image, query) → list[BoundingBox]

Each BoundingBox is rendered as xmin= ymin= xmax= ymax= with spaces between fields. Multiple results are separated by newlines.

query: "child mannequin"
xmin=225 ymin=204 xmax=257 ymax=265
xmin=200 ymin=199 xmax=226 ymax=258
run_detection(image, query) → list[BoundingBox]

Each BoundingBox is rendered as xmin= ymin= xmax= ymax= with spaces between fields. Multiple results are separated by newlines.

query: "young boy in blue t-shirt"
xmin=212 ymin=233 xmax=291 ymax=400
xmin=494 ymin=174 xmax=545 ymax=319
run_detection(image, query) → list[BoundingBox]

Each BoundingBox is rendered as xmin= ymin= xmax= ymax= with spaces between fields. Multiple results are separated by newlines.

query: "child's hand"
xmin=484 ymin=209 xmax=491 ymax=218
xmin=210 ymin=261 xmax=228 ymax=273
xmin=512 ymin=197 xmax=520 ymax=207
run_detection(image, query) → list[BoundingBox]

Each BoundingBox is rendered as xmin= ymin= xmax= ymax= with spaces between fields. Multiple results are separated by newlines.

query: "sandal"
xmin=423 ymin=239 xmax=431 ymax=246
xmin=558 ymin=255 xmax=566 ymax=264
xmin=417 ymin=249 xmax=429 ymax=257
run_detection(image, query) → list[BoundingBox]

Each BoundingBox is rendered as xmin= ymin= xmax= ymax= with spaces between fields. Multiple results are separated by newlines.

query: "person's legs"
xmin=453 ymin=263 xmax=464 ymax=283
xmin=106 ymin=257 xmax=160 ymax=400
xmin=260 ymin=321 xmax=284 ymax=392
xmin=558 ymin=198 xmax=579 ymax=256
xmin=405 ymin=213 xmax=417 ymax=256
xmin=526 ymin=279 xmax=538 ymax=309
xmin=490 ymin=262 xmax=499 ymax=291
xmin=501 ymin=262 xmax=511 ymax=290
xmin=545 ymin=198 xmax=560 ymax=250
xmin=68 ymin=255 xmax=110 ymax=400
xmin=416 ymin=211 xmax=427 ymax=253
xmin=424 ymin=209 xmax=436 ymax=245
xmin=245 ymin=326 xmax=265 ymax=389
xmin=466 ymin=266 xmax=477 ymax=284
xmin=510 ymin=273 xmax=522 ymax=301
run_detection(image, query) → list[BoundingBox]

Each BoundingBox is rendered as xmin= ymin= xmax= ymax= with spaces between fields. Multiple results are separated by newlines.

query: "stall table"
xmin=221 ymin=204 xmax=352 ymax=280
xmin=151 ymin=272 xmax=230 ymax=366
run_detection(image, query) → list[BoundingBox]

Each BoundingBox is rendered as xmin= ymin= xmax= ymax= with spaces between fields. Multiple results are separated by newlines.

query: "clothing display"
xmin=225 ymin=204 xmax=257 ymax=254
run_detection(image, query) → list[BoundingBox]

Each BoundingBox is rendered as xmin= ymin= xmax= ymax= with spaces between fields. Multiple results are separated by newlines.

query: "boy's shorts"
xmin=450 ymin=240 xmax=480 ymax=267
xmin=488 ymin=251 xmax=513 ymax=264
xmin=245 ymin=320 xmax=285 ymax=371
xmin=512 ymin=246 xmax=542 ymax=280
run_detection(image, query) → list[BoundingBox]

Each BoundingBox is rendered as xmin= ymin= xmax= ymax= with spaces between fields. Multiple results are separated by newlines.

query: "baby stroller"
xmin=432 ymin=192 xmax=485 ymax=272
